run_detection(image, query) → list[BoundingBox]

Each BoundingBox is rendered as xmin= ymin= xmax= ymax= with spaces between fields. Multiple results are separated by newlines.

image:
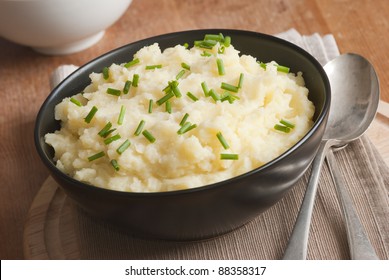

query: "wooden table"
xmin=1 ymin=0 xmax=388 ymax=259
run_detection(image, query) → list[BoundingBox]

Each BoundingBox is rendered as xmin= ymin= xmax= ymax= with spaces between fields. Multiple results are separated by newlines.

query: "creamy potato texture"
xmin=45 ymin=37 xmax=315 ymax=192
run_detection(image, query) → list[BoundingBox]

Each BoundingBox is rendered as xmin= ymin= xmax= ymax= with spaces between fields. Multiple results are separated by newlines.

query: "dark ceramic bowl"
xmin=35 ymin=29 xmax=330 ymax=240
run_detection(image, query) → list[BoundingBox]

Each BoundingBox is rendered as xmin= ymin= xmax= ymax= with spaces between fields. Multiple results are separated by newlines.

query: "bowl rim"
xmin=34 ymin=28 xmax=331 ymax=198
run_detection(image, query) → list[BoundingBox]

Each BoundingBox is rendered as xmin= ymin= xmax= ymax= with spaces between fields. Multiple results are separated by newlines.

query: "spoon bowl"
xmin=283 ymin=53 xmax=380 ymax=259
xmin=323 ymin=53 xmax=379 ymax=143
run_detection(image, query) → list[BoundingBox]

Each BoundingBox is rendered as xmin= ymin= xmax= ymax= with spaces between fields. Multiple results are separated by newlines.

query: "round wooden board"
xmin=23 ymin=176 xmax=81 ymax=259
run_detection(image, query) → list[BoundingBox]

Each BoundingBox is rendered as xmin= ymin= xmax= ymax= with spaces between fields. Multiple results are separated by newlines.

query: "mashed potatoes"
xmin=45 ymin=35 xmax=315 ymax=192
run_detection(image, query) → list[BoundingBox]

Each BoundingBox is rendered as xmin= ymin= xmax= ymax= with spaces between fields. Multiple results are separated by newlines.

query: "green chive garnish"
xmin=181 ymin=62 xmax=190 ymax=70
xmin=209 ymin=89 xmax=220 ymax=102
xmin=218 ymin=45 xmax=225 ymax=54
xmin=134 ymin=120 xmax=145 ymax=136
xmin=276 ymin=65 xmax=290 ymax=73
xmin=132 ymin=74 xmax=139 ymax=87
xmin=220 ymin=153 xmax=238 ymax=160
xmin=201 ymin=81 xmax=210 ymax=96
xmin=223 ymin=36 xmax=231 ymax=47
xmin=259 ymin=62 xmax=290 ymax=73
xmin=220 ymin=92 xmax=240 ymax=104
xmin=179 ymin=113 xmax=190 ymax=126
xmin=216 ymin=58 xmax=225 ymax=75
xmin=142 ymin=130 xmax=156 ymax=143
xmin=106 ymin=88 xmax=121 ymax=96
xmin=176 ymin=69 xmax=186 ymax=80
xmin=70 ymin=97 xmax=82 ymax=107
xmin=104 ymin=134 xmax=121 ymax=145
xmin=124 ymin=58 xmax=140 ymax=68
xmin=148 ymin=99 xmax=153 ymax=113
xmin=156 ymin=91 xmax=175 ymax=106
xmin=221 ymin=82 xmax=239 ymax=93
xmin=183 ymin=43 xmax=189 ymax=49
xmin=280 ymin=119 xmax=295 ymax=129
xmin=145 ymin=64 xmax=162 ymax=70
xmin=274 ymin=124 xmax=291 ymax=133
xmin=123 ymin=80 xmax=131 ymax=94
xmin=110 ymin=159 xmax=120 ymax=171
xmin=98 ymin=122 xmax=115 ymax=138
xmin=186 ymin=91 xmax=198 ymax=101
xmin=84 ymin=106 xmax=98 ymax=123
xmin=238 ymin=73 xmax=244 ymax=88
xmin=177 ymin=122 xmax=197 ymax=135
xmin=88 ymin=151 xmax=105 ymax=162
xmin=201 ymin=51 xmax=212 ymax=57
xmin=102 ymin=67 xmax=109 ymax=80
xmin=117 ymin=105 xmax=126 ymax=125
xmin=166 ymin=100 xmax=172 ymax=113
xmin=172 ymin=84 xmax=182 ymax=98
xmin=116 ymin=139 xmax=131 ymax=154
xmin=204 ymin=34 xmax=222 ymax=41
xmin=216 ymin=132 xmax=230 ymax=149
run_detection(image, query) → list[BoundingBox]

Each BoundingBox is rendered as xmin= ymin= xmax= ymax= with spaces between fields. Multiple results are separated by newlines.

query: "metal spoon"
xmin=283 ymin=53 xmax=380 ymax=260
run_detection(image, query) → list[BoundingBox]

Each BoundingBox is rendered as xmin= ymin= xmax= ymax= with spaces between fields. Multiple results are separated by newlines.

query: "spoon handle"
xmin=326 ymin=149 xmax=380 ymax=260
xmin=282 ymin=140 xmax=330 ymax=260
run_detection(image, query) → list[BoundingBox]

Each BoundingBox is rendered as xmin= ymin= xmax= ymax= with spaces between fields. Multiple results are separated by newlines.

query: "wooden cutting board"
xmin=23 ymin=114 xmax=389 ymax=260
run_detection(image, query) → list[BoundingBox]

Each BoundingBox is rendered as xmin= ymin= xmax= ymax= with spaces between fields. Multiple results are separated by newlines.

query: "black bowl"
xmin=34 ymin=29 xmax=330 ymax=240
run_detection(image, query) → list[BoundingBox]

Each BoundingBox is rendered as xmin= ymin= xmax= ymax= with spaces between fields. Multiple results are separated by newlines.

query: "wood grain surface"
xmin=1 ymin=0 xmax=389 ymax=259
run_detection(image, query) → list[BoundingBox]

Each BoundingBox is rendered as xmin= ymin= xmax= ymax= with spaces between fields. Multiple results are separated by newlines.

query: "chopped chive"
xmin=238 ymin=73 xmax=244 ymax=88
xmin=176 ymin=69 xmax=186 ymax=80
xmin=110 ymin=159 xmax=120 ymax=171
xmin=223 ymin=36 xmax=231 ymax=47
xmin=274 ymin=124 xmax=291 ymax=133
xmin=218 ymin=45 xmax=225 ymax=54
xmin=216 ymin=58 xmax=225 ymax=75
xmin=88 ymin=151 xmax=105 ymax=162
xmin=123 ymin=80 xmax=131 ymax=94
xmin=204 ymin=34 xmax=222 ymax=41
xmin=104 ymin=134 xmax=121 ymax=145
xmin=216 ymin=132 xmax=230 ymax=149
xmin=166 ymin=100 xmax=172 ymax=113
xmin=124 ymin=58 xmax=140 ymax=68
xmin=84 ymin=106 xmax=98 ymax=123
xmin=179 ymin=113 xmax=190 ymax=126
xmin=280 ymin=119 xmax=295 ymax=129
xmin=221 ymin=92 xmax=240 ymax=104
xmin=156 ymin=91 xmax=175 ymax=106
xmin=209 ymin=89 xmax=220 ymax=102
xmin=116 ymin=139 xmax=131 ymax=155
xmin=70 ymin=97 xmax=82 ymax=107
xmin=177 ymin=122 xmax=197 ymax=135
xmin=102 ymin=67 xmax=109 ymax=80
xmin=194 ymin=40 xmax=216 ymax=49
xmin=183 ymin=43 xmax=189 ymax=49
xmin=98 ymin=121 xmax=114 ymax=137
xmin=220 ymin=153 xmax=238 ymax=160
xmin=117 ymin=105 xmax=126 ymax=125
xmin=132 ymin=74 xmax=139 ymax=87
xmin=134 ymin=120 xmax=145 ymax=136
xmin=148 ymin=99 xmax=153 ymax=113
xmin=142 ymin=130 xmax=156 ymax=143
xmin=172 ymin=84 xmax=182 ymax=98
xmin=276 ymin=65 xmax=290 ymax=73
xmin=186 ymin=91 xmax=198 ymax=101
xmin=201 ymin=81 xmax=210 ymax=96
xmin=221 ymin=82 xmax=239 ymax=93
xmin=201 ymin=51 xmax=212 ymax=57
xmin=145 ymin=64 xmax=162 ymax=70
xmin=259 ymin=62 xmax=267 ymax=70
xmin=106 ymin=88 xmax=121 ymax=96
xmin=181 ymin=62 xmax=191 ymax=70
